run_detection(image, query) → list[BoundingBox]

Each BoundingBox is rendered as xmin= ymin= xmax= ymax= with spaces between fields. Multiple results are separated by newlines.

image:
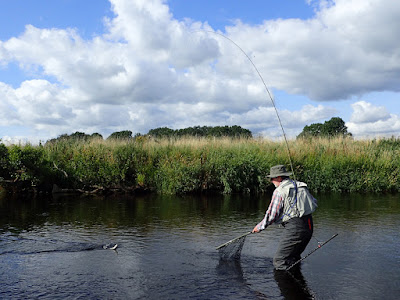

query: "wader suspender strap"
xmin=291 ymin=180 xmax=299 ymax=216
xmin=280 ymin=180 xmax=299 ymax=222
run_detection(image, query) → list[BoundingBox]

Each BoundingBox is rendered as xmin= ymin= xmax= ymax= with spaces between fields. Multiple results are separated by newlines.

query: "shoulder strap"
xmin=290 ymin=179 xmax=299 ymax=215
xmin=279 ymin=179 xmax=299 ymax=221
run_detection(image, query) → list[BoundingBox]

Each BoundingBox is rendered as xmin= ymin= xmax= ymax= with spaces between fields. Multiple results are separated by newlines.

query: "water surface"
xmin=0 ymin=191 xmax=399 ymax=299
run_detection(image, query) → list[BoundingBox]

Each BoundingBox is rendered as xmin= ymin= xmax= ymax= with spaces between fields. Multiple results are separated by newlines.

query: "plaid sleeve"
xmin=256 ymin=189 xmax=284 ymax=230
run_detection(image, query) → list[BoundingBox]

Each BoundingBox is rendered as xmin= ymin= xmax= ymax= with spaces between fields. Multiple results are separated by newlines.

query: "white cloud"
xmin=0 ymin=0 xmax=399 ymax=141
xmin=349 ymin=101 xmax=390 ymax=123
xmin=226 ymin=104 xmax=337 ymax=138
xmin=0 ymin=83 xmax=20 ymax=125
xmin=1 ymin=136 xmax=32 ymax=146
xmin=347 ymin=101 xmax=400 ymax=137
xmin=229 ymin=0 xmax=400 ymax=101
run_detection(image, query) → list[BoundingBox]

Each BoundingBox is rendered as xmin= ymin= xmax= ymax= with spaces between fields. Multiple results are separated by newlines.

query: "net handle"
xmin=216 ymin=231 xmax=253 ymax=250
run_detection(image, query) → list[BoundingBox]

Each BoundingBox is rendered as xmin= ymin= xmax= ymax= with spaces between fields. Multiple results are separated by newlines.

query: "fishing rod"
xmin=201 ymin=30 xmax=299 ymax=260
xmin=201 ymin=31 xmax=338 ymax=269
xmin=195 ymin=30 xmax=296 ymax=180
xmin=286 ymin=233 xmax=339 ymax=271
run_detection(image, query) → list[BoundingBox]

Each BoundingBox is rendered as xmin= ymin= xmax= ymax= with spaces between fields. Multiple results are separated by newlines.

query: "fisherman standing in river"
xmin=253 ymin=164 xmax=318 ymax=270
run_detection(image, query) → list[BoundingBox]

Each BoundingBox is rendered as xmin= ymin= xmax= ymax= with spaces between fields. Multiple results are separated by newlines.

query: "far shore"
xmin=0 ymin=136 xmax=399 ymax=195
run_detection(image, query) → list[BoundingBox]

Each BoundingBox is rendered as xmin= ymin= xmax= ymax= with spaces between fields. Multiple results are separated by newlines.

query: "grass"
xmin=0 ymin=136 xmax=399 ymax=194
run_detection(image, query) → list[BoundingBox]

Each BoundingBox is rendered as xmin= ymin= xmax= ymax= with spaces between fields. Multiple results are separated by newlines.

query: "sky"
xmin=0 ymin=0 xmax=400 ymax=144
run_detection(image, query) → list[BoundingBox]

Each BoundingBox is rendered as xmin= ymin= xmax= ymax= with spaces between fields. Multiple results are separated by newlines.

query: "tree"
xmin=297 ymin=117 xmax=352 ymax=139
xmin=148 ymin=127 xmax=175 ymax=138
xmin=322 ymin=117 xmax=351 ymax=137
xmin=45 ymin=132 xmax=104 ymax=144
xmin=91 ymin=133 xmax=103 ymax=140
xmin=297 ymin=123 xmax=324 ymax=138
xmin=107 ymin=130 xmax=133 ymax=140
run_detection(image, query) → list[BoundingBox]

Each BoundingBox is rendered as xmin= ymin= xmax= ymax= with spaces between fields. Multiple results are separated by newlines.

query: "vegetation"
xmin=46 ymin=132 xmax=103 ymax=143
xmin=47 ymin=126 xmax=252 ymax=145
xmin=297 ymin=117 xmax=352 ymax=139
xmin=148 ymin=125 xmax=252 ymax=138
xmin=0 ymin=136 xmax=399 ymax=195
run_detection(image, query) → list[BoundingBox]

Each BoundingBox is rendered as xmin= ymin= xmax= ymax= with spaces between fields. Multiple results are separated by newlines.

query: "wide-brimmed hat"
xmin=266 ymin=164 xmax=292 ymax=178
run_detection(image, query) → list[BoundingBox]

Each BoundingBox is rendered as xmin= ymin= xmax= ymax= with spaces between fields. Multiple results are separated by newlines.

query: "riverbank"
xmin=0 ymin=136 xmax=399 ymax=194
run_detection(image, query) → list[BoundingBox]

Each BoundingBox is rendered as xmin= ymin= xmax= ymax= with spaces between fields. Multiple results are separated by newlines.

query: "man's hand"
xmin=252 ymin=225 xmax=260 ymax=233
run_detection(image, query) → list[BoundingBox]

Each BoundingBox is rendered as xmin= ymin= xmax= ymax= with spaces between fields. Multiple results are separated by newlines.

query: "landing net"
xmin=216 ymin=232 xmax=251 ymax=260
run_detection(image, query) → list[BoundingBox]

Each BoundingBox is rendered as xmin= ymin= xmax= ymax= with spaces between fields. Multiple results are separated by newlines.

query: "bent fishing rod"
xmin=201 ymin=31 xmax=338 ymax=264
xmin=203 ymin=32 xmax=340 ymax=269
xmin=193 ymin=30 xmax=296 ymax=180
xmin=203 ymin=30 xmax=298 ymax=255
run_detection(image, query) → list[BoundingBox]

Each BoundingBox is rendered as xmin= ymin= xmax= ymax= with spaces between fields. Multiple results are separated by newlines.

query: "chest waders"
xmin=273 ymin=180 xmax=314 ymax=270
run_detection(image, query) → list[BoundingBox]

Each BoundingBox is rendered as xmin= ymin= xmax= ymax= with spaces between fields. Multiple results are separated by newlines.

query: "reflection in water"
xmin=216 ymin=260 xmax=245 ymax=283
xmin=0 ymin=192 xmax=399 ymax=299
xmin=217 ymin=258 xmax=315 ymax=300
xmin=274 ymin=266 xmax=314 ymax=300
xmin=216 ymin=259 xmax=269 ymax=300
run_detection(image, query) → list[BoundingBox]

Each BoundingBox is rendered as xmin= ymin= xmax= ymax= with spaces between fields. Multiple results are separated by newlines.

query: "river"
xmin=0 ymin=190 xmax=399 ymax=299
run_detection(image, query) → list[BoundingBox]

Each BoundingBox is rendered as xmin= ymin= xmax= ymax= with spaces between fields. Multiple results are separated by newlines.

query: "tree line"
xmin=46 ymin=125 xmax=253 ymax=144
xmin=45 ymin=117 xmax=352 ymax=144
xmin=148 ymin=125 xmax=252 ymax=138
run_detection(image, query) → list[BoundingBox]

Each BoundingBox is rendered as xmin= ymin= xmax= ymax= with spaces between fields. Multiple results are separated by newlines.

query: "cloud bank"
xmin=0 ymin=0 xmax=399 ymax=141
xmin=347 ymin=101 xmax=400 ymax=138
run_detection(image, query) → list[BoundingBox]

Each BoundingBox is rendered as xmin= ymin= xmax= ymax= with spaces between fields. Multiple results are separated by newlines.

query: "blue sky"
xmin=0 ymin=1 xmax=111 ymax=40
xmin=168 ymin=0 xmax=315 ymax=27
xmin=0 ymin=0 xmax=399 ymax=144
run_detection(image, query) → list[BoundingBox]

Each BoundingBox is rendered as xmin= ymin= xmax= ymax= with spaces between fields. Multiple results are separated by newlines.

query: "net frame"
xmin=216 ymin=232 xmax=252 ymax=260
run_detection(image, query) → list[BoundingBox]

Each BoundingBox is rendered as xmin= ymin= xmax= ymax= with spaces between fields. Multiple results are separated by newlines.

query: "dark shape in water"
xmin=274 ymin=266 xmax=315 ymax=300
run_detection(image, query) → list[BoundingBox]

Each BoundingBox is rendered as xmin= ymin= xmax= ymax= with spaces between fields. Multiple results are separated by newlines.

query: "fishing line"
xmin=199 ymin=31 xmax=337 ymax=267
xmin=197 ymin=30 xmax=298 ymax=260
xmin=192 ymin=30 xmax=296 ymax=180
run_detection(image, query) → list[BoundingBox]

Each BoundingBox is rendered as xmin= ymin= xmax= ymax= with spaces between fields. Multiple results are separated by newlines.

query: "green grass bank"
xmin=0 ymin=136 xmax=399 ymax=194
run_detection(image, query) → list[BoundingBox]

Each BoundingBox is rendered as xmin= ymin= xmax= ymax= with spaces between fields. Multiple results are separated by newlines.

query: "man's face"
xmin=271 ymin=177 xmax=281 ymax=187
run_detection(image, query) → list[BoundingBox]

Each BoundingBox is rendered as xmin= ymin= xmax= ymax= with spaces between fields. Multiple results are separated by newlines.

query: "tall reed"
xmin=1 ymin=136 xmax=399 ymax=194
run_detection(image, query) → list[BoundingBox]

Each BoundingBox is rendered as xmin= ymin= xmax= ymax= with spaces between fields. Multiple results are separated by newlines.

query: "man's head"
xmin=267 ymin=165 xmax=292 ymax=187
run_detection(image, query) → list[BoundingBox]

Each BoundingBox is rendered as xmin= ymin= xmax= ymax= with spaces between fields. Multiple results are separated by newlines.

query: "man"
xmin=252 ymin=164 xmax=318 ymax=270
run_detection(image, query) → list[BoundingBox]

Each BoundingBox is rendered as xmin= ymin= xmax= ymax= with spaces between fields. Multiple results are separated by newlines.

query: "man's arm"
xmin=252 ymin=190 xmax=284 ymax=232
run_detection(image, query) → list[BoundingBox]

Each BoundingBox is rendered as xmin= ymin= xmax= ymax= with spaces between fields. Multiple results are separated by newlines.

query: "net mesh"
xmin=218 ymin=235 xmax=247 ymax=260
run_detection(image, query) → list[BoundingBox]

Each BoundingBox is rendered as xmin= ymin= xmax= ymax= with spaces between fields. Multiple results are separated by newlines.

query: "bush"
xmin=6 ymin=144 xmax=56 ymax=189
xmin=0 ymin=143 xmax=10 ymax=179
